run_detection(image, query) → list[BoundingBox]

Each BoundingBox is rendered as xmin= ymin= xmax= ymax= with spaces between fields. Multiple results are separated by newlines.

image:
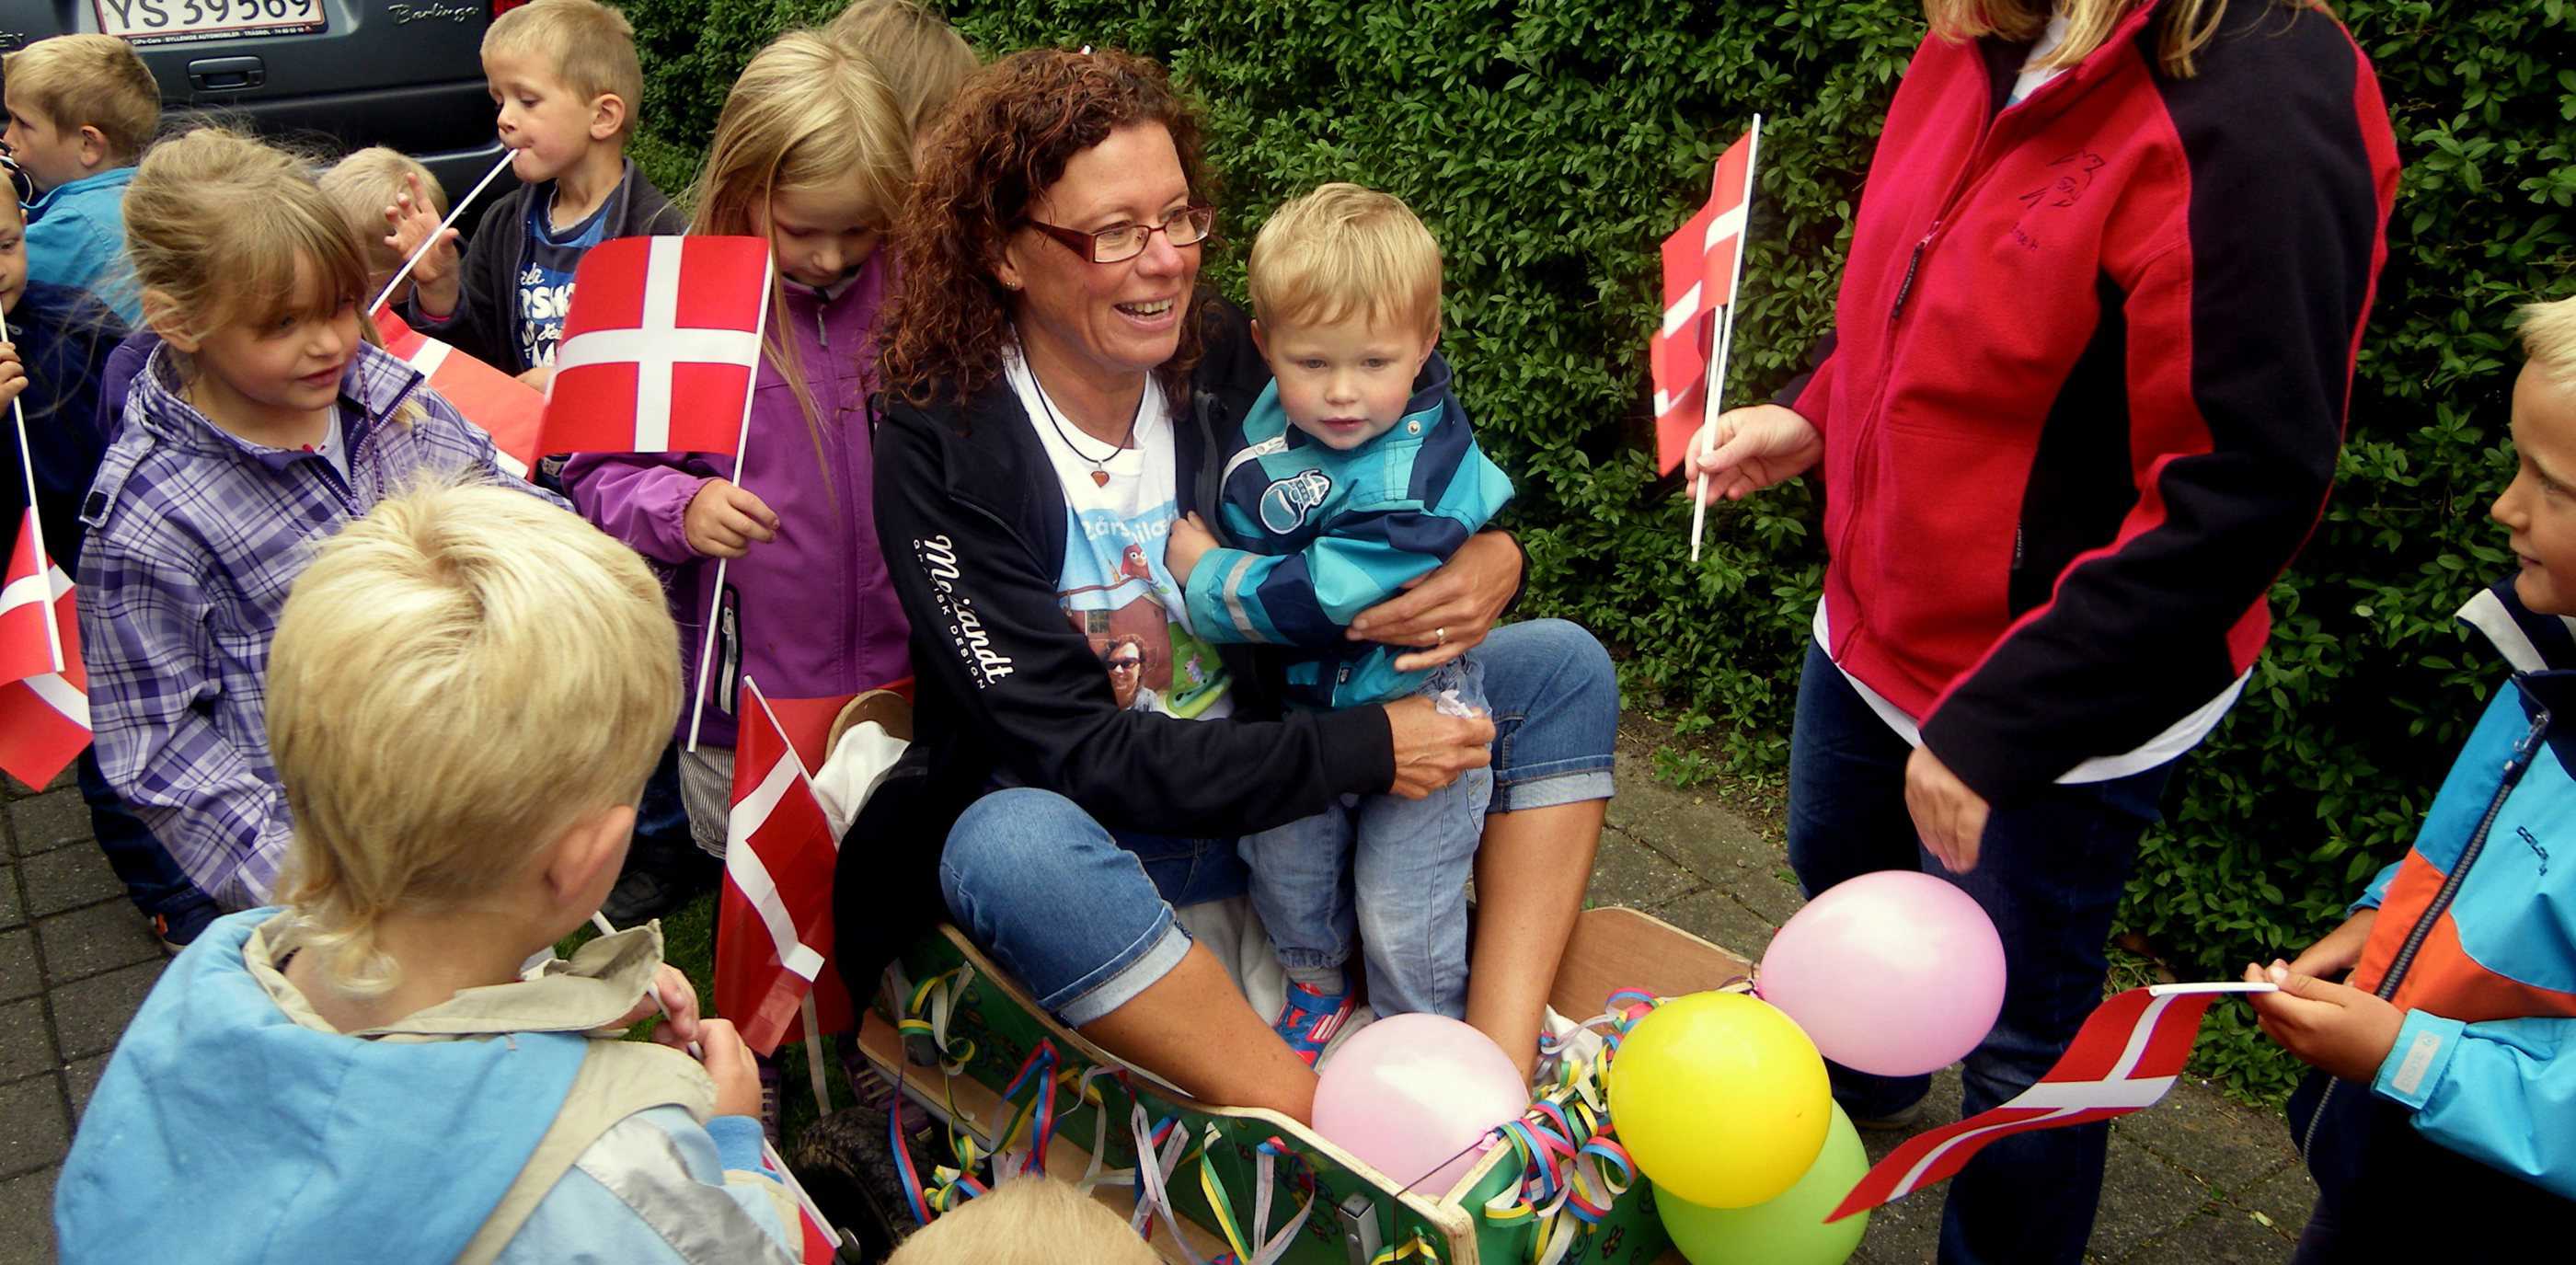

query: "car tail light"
xmin=490 ymin=0 xmax=532 ymax=15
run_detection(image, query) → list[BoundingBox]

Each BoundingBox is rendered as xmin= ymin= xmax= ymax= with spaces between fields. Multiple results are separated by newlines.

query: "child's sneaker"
xmin=1272 ymin=977 xmax=1355 ymax=1066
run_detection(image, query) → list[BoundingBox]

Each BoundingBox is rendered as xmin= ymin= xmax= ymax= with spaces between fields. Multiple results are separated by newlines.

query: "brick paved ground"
xmin=0 ymin=721 xmax=2318 ymax=1263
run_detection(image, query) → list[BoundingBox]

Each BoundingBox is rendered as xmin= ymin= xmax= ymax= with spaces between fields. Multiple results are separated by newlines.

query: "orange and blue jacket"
xmin=2338 ymin=580 xmax=2576 ymax=1199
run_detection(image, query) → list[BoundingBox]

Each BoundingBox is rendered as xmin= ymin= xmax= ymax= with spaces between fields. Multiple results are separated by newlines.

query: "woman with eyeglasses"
xmin=841 ymin=48 xmax=1616 ymax=1120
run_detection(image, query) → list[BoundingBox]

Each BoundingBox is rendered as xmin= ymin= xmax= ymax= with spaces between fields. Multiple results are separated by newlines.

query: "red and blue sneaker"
xmin=1272 ymin=977 xmax=1355 ymax=1066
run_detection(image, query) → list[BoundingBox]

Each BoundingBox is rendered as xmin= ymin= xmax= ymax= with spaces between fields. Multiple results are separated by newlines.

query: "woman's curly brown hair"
xmin=880 ymin=47 xmax=1215 ymax=409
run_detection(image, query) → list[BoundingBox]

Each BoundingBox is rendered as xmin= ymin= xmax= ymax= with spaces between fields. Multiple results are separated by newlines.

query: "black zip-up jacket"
xmin=833 ymin=296 xmax=1396 ymax=989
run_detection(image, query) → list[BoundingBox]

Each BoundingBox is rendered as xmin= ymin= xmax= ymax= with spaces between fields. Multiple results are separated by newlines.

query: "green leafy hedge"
xmin=619 ymin=0 xmax=2576 ymax=1101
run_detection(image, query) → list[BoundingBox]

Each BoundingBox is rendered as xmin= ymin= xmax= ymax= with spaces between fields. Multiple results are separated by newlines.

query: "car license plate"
xmin=94 ymin=0 xmax=327 ymax=47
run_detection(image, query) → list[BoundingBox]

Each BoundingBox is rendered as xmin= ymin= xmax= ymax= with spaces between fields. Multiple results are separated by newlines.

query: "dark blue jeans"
xmin=77 ymin=749 xmax=214 ymax=938
xmin=1788 ymin=641 xmax=2172 ymax=1265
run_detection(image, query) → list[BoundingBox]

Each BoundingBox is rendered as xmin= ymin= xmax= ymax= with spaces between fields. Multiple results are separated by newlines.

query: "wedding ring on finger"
xmin=1435 ymin=626 xmax=1448 ymax=647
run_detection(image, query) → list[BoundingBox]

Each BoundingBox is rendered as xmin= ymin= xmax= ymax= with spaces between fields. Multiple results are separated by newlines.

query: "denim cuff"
xmin=1490 ymin=763 xmax=1615 ymax=813
xmin=1052 ymin=914 xmax=1193 ymax=1028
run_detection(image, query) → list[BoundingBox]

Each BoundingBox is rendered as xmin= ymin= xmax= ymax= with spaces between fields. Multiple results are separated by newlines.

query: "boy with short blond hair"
xmin=2248 ymin=293 xmax=2576 ymax=1252
xmin=319 ymin=146 xmax=445 ymax=308
xmin=1164 ymin=182 xmax=1512 ymax=1059
xmin=56 ymin=483 xmax=800 ymax=1264
xmin=1 ymin=33 xmax=157 ymax=321
xmin=885 ymin=1175 xmax=1157 ymax=1265
xmin=391 ymin=0 xmax=686 ymax=386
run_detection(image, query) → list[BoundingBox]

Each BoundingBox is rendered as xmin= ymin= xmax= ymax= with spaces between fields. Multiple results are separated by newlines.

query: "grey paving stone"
xmin=2086 ymin=1134 xmax=2219 ymax=1261
xmin=1640 ymin=886 xmax=1778 ymax=963
xmin=0 ymin=1075 xmax=67 ymax=1178
xmin=2110 ymin=1078 xmax=2297 ymax=1196
xmin=18 ymin=845 xmax=120 ymax=918
xmin=63 ymin=1054 xmax=108 ymax=1121
xmin=0 ymin=863 xmax=18 ymax=930
xmin=0 ymin=1167 xmax=56 ymax=1265
xmin=5 ymin=790 xmax=89 ymax=857
xmin=2229 ymin=1166 xmax=2318 ymax=1243
xmin=51 ymin=959 xmax=164 ymax=1062
xmin=2115 ymin=1203 xmax=2294 ymax=1263
xmin=0 ymin=997 xmax=54 ymax=1085
xmin=35 ymin=903 xmax=161 ymax=985
xmin=0 ymin=930 xmax=33 ymax=1004
xmin=1583 ymin=833 xmax=1702 ymax=912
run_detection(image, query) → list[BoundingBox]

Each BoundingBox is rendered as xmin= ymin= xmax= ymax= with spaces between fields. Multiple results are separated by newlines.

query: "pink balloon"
xmin=1758 ymin=871 xmax=2007 ymax=1076
xmin=1312 ymin=1013 xmax=1530 ymax=1195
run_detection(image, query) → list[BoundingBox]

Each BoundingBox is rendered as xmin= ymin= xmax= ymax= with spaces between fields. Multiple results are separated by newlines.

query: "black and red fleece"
xmin=1781 ymin=0 xmax=2400 ymax=805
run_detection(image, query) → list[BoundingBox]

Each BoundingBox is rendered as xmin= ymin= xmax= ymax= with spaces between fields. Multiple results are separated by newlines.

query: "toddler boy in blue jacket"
xmin=1 ymin=34 xmax=155 ymax=323
xmin=1167 ymin=183 xmax=1512 ymax=1061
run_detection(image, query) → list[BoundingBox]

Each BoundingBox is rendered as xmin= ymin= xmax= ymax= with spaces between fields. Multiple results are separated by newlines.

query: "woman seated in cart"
xmin=848 ymin=47 xmax=1618 ymax=1121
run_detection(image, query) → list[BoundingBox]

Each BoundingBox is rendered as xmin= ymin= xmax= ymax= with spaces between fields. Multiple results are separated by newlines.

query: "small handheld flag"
xmin=717 ymin=676 xmax=852 ymax=1058
xmin=1829 ymin=982 xmax=2277 ymax=1222
xmin=1650 ymin=120 xmax=1762 ymax=563
xmin=373 ymin=308 xmax=545 ymax=479
xmin=1 ymin=401 xmax=89 ymax=787
xmin=369 ymin=148 xmax=518 ymax=316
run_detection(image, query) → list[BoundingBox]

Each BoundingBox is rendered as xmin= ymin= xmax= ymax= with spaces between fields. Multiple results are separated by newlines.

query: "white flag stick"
xmin=686 ymin=253 xmax=780 ymax=752
xmin=588 ymin=911 xmax=843 ymax=1244
xmin=370 ymin=148 xmax=517 ymax=316
xmin=1689 ymin=113 xmax=1763 ymax=565
xmin=12 ymin=397 xmax=63 ymax=674
xmin=801 ymin=993 xmax=833 ymax=1112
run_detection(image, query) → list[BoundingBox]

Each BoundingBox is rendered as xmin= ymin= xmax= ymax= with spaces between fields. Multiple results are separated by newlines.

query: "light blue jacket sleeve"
xmin=1184 ymin=518 xmax=1458 ymax=648
xmin=2373 ymin=1008 xmax=2576 ymax=1201
xmin=25 ymin=194 xmax=140 ymax=324
xmin=496 ymin=1107 xmax=798 ymax=1265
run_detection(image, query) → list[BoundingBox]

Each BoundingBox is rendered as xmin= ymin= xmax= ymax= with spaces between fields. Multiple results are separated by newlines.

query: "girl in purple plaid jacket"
xmin=76 ymin=128 xmax=558 ymax=911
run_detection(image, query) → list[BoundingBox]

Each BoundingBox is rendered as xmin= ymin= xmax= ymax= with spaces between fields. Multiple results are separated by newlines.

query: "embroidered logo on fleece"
xmin=2519 ymin=824 xmax=2551 ymax=877
xmin=916 ymin=534 xmax=1015 ymax=687
xmin=1258 ymin=468 xmax=1333 ymax=535
xmin=2009 ymin=149 xmax=2106 ymax=251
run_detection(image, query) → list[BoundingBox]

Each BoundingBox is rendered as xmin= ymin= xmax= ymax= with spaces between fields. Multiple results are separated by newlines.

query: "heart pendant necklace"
xmin=1031 ymin=369 xmax=1139 ymax=488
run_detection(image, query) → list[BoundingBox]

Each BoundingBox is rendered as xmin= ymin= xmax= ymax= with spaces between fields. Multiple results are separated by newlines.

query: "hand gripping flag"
xmin=717 ymin=675 xmax=855 ymax=1056
xmin=0 ymin=510 xmax=88 ymax=788
xmin=1651 ymin=122 xmax=1760 ymax=477
xmin=373 ymin=308 xmax=545 ymax=479
xmin=537 ymin=235 xmax=773 ymax=459
xmin=1829 ymin=982 xmax=2277 ymax=1222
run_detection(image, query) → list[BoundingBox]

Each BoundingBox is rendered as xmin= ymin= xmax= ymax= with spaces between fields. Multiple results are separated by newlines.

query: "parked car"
xmin=0 ymin=0 xmax=515 ymax=224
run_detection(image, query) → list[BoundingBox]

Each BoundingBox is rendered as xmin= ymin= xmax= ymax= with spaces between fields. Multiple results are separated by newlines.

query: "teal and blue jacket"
xmin=1184 ymin=352 xmax=1512 ymax=708
xmin=2319 ymin=579 xmax=2576 ymax=1200
xmin=24 ymin=165 xmax=140 ymax=323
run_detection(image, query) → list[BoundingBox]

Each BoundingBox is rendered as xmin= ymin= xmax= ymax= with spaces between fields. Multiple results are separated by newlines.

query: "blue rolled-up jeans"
xmin=939 ymin=619 xmax=1617 ymax=1029
xmin=1787 ymin=640 xmax=2171 ymax=1265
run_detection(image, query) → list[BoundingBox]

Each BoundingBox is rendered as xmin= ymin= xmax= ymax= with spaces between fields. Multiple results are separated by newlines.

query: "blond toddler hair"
xmin=884 ymin=1176 xmax=1158 ymax=1265
xmin=482 ymin=0 xmax=645 ymax=138
xmin=319 ymin=147 xmax=445 ymax=284
xmin=269 ymin=481 xmax=680 ymax=997
xmin=824 ymin=0 xmax=978 ymax=144
xmin=1247 ymin=182 xmax=1443 ymax=343
xmin=2524 ymin=294 xmax=2576 ymax=391
xmin=2 ymin=34 xmax=159 ymax=164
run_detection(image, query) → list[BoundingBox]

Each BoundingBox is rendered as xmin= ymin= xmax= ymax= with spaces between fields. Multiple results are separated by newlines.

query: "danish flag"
xmin=373 ymin=308 xmax=545 ymax=479
xmin=538 ymin=236 xmax=773 ymax=458
xmin=0 ymin=510 xmax=89 ymax=788
xmin=717 ymin=676 xmax=854 ymax=1055
xmin=1829 ymin=983 xmax=2277 ymax=1222
xmin=1650 ymin=121 xmax=1761 ymax=476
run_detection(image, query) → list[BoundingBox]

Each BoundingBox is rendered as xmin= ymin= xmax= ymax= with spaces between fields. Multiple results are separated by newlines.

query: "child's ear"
xmin=142 ymin=290 xmax=199 ymax=353
xmin=75 ymin=125 xmax=109 ymax=172
xmin=587 ymin=93 xmax=628 ymax=144
xmin=1248 ymin=318 xmax=1268 ymax=362
xmin=542 ymin=802 xmax=635 ymax=908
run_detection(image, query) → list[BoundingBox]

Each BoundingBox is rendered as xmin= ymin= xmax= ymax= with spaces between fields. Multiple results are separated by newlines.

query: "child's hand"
xmin=515 ymin=365 xmax=554 ymax=393
xmin=0 ymin=343 xmax=24 ymax=414
xmin=1166 ymin=512 xmax=1217 ymax=583
xmin=2242 ymin=960 xmax=2406 ymax=1083
xmin=695 ymin=1018 xmax=765 ymax=1120
xmin=2285 ymin=908 xmax=2378 ymax=983
xmin=385 ymin=171 xmax=463 ymax=316
xmin=623 ymin=963 xmax=701 ymax=1044
xmin=685 ymin=479 xmax=780 ymax=558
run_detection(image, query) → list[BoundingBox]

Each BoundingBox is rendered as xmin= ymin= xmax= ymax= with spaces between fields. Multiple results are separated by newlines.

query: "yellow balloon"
xmin=1609 ymin=991 xmax=1832 ymax=1208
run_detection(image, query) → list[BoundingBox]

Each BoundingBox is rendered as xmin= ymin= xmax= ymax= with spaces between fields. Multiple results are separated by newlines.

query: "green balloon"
xmin=1655 ymin=1103 xmax=1870 ymax=1265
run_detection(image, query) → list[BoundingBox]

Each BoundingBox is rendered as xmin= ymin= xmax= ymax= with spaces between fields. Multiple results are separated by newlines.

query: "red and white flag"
xmin=374 ymin=308 xmax=546 ymax=479
xmin=1829 ymin=983 xmax=2276 ymax=1222
xmin=538 ymin=236 xmax=772 ymax=458
xmin=0 ymin=511 xmax=88 ymax=788
xmin=716 ymin=676 xmax=854 ymax=1056
xmin=1651 ymin=123 xmax=1760 ymax=476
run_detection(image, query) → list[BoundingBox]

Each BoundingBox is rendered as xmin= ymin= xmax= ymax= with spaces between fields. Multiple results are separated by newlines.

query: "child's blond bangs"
xmin=125 ymin=128 xmax=369 ymax=348
xmin=1248 ymin=183 xmax=1443 ymax=343
xmin=2524 ymin=295 xmax=2576 ymax=392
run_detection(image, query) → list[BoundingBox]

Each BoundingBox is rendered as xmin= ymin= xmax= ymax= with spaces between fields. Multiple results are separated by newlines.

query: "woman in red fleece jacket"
xmin=1694 ymin=2 xmax=2398 ymax=1260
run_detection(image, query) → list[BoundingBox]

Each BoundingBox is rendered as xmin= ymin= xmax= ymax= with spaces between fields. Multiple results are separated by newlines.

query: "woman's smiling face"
xmin=997 ymin=122 xmax=1200 ymax=387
